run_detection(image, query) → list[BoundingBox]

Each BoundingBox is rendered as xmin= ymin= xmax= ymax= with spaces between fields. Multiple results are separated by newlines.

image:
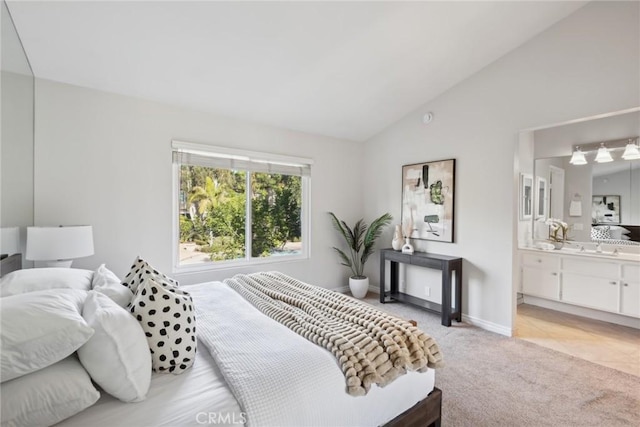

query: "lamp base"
xmin=42 ymin=260 xmax=73 ymax=268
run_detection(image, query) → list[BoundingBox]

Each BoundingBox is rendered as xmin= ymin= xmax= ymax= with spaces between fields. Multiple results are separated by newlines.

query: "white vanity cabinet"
xmin=519 ymin=249 xmax=640 ymax=319
xmin=561 ymin=257 xmax=619 ymax=312
xmin=621 ymin=264 xmax=640 ymax=317
xmin=520 ymin=253 xmax=560 ymax=300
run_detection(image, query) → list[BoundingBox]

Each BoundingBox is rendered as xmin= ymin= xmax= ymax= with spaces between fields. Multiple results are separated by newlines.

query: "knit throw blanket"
xmin=223 ymin=272 xmax=443 ymax=396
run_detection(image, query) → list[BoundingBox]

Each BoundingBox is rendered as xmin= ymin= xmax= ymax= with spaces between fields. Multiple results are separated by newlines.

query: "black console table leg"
xmin=441 ymin=269 xmax=452 ymax=327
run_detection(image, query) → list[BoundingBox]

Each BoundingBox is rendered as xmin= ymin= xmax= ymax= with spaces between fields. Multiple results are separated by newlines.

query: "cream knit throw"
xmin=224 ymin=272 xmax=443 ymax=396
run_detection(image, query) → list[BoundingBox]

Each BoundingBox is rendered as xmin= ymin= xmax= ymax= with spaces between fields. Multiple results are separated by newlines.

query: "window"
xmin=172 ymin=141 xmax=311 ymax=270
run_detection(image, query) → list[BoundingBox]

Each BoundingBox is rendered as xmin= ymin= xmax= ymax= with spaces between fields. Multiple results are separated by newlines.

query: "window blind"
xmin=172 ymin=150 xmax=311 ymax=177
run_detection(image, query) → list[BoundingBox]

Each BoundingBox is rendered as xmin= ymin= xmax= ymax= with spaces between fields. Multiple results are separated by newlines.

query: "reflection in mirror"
xmin=518 ymin=109 xmax=640 ymax=249
xmin=1 ymin=0 xmax=34 ymax=260
xmin=533 ymin=153 xmax=640 ymax=245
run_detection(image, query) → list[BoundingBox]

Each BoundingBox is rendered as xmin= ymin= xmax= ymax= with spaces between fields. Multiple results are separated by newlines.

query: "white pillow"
xmin=607 ymin=226 xmax=631 ymax=240
xmin=92 ymin=264 xmax=133 ymax=307
xmin=0 ymin=267 xmax=93 ymax=297
xmin=129 ymin=279 xmax=196 ymax=374
xmin=1 ymin=289 xmax=94 ymax=382
xmin=0 ymin=356 xmax=100 ymax=426
xmin=78 ymin=291 xmax=151 ymax=402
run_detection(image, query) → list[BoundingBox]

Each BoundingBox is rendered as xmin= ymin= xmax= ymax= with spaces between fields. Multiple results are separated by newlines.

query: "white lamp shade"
xmin=1 ymin=227 xmax=20 ymax=255
xmin=26 ymin=226 xmax=94 ymax=262
xmin=622 ymin=142 xmax=640 ymax=160
xmin=569 ymin=149 xmax=587 ymax=165
xmin=594 ymin=145 xmax=613 ymax=163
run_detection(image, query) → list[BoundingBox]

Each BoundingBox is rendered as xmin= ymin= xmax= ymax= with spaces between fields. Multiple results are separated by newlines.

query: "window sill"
xmin=173 ymin=253 xmax=309 ymax=275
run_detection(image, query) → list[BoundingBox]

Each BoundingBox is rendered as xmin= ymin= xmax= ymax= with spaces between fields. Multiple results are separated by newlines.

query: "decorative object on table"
xmin=592 ymin=195 xmax=621 ymax=224
xmin=391 ymin=224 xmax=403 ymax=251
xmin=26 ymin=226 xmax=94 ymax=268
xmin=402 ymin=159 xmax=455 ymax=243
xmin=328 ymin=211 xmax=392 ymax=299
xmin=546 ymin=218 xmax=568 ymax=249
xmin=401 ymin=237 xmax=414 ymax=254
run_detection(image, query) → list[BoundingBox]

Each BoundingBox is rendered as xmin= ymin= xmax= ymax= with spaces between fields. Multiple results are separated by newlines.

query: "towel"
xmin=569 ymin=200 xmax=582 ymax=217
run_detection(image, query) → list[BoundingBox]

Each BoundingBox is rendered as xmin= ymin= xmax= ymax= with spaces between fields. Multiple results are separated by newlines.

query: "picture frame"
xmin=592 ymin=195 xmax=621 ymax=224
xmin=401 ymin=159 xmax=455 ymax=243
xmin=535 ymin=176 xmax=547 ymax=219
xmin=520 ymin=173 xmax=533 ymax=220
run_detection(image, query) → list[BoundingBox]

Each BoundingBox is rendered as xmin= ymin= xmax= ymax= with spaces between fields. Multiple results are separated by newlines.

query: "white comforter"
xmin=188 ymin=281 xmax=434 ymax=427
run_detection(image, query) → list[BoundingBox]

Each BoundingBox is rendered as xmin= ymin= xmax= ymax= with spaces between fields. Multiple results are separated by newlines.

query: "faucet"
xmin=613 ymin=247 xmax=620 ymax=256
xmin=596 ymin=242 xmax=602 ymax=253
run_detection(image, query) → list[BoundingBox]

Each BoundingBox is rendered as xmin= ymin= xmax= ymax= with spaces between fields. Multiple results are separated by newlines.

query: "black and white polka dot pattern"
xmin=591 ymin=226 xmax=611 ymax=240
xmin=122 ymin=257 xmax=179 ymax=294
xmin=128 ymin=279 xmax=196 ymax=374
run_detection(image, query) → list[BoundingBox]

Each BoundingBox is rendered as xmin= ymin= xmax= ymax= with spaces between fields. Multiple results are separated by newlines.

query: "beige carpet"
xmin=363 ymin=295 xmax=640 ymax=427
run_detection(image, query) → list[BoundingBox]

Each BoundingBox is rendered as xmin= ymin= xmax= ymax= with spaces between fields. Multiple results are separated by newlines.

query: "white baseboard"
xmin=462 ymin=314 xmax=512 ymax=337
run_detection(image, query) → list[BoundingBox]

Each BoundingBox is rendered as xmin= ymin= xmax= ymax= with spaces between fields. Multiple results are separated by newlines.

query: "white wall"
xmin=362 ymin=1 xmax=639 ymax=334
xmin=34 ymin=79 xmax=364 ymax=288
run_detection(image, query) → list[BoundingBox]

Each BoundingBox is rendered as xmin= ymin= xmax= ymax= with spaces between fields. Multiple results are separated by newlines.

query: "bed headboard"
xmin=0 ymin=253 xmax=22 ymax=277
xmin=622 ymin=225 xmax=640 ymax=243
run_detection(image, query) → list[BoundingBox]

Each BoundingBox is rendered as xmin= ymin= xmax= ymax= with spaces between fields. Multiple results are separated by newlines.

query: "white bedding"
xmin=57 ymin=341 xmax=244 ymax=427
xmin=58 ymin=281 xmax=435 ymax=427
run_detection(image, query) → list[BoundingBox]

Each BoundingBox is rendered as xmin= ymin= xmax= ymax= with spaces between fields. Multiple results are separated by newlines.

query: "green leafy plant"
xmin=329 ymin=212 xmax=392 ymax=279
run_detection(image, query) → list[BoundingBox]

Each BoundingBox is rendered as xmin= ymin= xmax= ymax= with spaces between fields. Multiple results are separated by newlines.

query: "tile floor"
xmin=515 ymin=304 xmax=640 ymax=377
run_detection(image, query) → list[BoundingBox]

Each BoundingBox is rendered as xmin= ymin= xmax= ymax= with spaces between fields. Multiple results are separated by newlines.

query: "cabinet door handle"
xmin=537 ymin=259 xmax=542 ymax=263
xmin=551 ymin=272 xmax=558 ymax=276
xmin=610 ymin=281 xmax=617 ymax=285
xmin=623 ymin=283 xmax=629 ymax=287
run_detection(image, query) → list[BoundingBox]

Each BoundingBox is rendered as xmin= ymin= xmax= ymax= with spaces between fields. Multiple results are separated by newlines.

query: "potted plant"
xmin=329 ymin=212 xmax=392 ymax=298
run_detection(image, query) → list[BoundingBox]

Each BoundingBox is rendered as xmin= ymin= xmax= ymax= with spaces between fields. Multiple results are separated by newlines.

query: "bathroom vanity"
xmin=519 ymin=247 xmax=640 ymax=326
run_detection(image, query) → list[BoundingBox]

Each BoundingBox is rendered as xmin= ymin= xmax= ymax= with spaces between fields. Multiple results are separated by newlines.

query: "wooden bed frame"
xmin=384 ymin=387 xmax=442 ymax=427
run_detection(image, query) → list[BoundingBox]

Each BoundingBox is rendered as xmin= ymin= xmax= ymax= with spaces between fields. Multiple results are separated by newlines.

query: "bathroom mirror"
xmin=1 ymin=1 xmax=35 ymax=255
xmin=517 ymin=109 xmax=640 ymax=248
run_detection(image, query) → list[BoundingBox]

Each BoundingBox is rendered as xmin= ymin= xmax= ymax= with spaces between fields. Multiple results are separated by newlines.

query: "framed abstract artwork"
xmin=592 ymin=195 xmax=620 ymax=224
xmin=401 ymin=159 xmax=456 ymax=243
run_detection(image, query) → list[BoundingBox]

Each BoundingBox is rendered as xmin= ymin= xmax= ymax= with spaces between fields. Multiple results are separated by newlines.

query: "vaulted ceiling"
xmin=7 ymin=1 xmax=586 ymax=141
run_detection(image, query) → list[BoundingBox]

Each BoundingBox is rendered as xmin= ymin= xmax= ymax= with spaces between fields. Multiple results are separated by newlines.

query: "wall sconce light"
xmin=26 ymin=225 xmax=94 ymax=268
xmin=569 ymin=146 xmax=587 ymax=165
xmin=622 ymin=138 xmax=640 ymax=160
xmin=594 ymin=143 xmax=613 ymax=163
xmin=570 ymin=137 xmax=640 ymax=165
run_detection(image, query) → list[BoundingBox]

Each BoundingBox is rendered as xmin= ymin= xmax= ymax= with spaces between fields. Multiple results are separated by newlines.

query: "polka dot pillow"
xmin=591 ymin=226 xmax=611 ymax=240
xmin=129 ymin=279 xmax=196 ymax=374
xmin=122 ymin=257 xmax=179 ymax=294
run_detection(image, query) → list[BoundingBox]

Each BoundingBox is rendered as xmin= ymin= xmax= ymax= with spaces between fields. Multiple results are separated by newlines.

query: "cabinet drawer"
xmin=562 ymin=257 xmax=618 ymax=278
xmin=521 ymin=252 xmax=559 ymax=270
xmin=622 ymin=264 xmax=640 ymax=281
xmin=562 ymin=272 xmax=618 ymax=312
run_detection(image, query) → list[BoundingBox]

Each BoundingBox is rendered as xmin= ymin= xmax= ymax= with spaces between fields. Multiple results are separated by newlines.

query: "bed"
xmin=591 ymin=225 xmax=640 ymax=245
xmin=0 ymin=261 xmax=442 ymax=427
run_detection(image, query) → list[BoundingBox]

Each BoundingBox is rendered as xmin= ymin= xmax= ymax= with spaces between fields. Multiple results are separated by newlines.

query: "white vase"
xmin=349 ymin=276 xmax=369 ymax=299
xmin=401 ymin=237 xmax=414 ymax=254
xmin=391 ymin=225 xmax=403 ymax=251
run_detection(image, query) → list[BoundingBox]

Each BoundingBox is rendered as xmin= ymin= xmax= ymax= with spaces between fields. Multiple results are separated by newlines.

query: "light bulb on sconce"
xmin=569 ymin=146 xmax=587 ymax=165
xmin=594 ymin=143 xmax=613 ymax=163
xmin=622 ymin=138 xmax=640 ymax=160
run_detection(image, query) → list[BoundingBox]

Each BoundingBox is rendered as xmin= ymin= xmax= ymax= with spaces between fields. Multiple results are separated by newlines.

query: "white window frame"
xmin=172 ymin=140 xmax=312 ymax=273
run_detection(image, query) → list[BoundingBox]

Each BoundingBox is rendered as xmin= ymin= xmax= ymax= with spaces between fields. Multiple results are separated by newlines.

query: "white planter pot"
xmin=349 ymin=276 xmax=369 ymax=299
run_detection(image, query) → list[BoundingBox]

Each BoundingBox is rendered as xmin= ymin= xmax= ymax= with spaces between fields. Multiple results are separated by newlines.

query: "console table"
xmin=379 ymin=248 xmax=463 ymax=327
